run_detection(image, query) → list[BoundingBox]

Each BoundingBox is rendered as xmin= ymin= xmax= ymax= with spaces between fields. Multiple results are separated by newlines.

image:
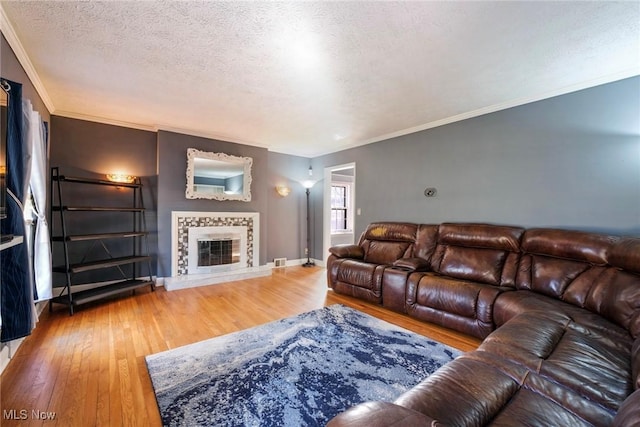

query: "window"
xmin=331 ymin=184 xmax=350 ymax=232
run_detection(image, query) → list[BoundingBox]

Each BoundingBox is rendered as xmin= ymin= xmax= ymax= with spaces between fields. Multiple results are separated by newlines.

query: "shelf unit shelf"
xmin=50 ymin=279 xmax=154 ymax=307
xmin=52 ymin=231 xmax=148 ymax=242
xmin=49 ymin=167 xmax=155 ymax=315
xmin=53 ymin=206 xmax=145 ymax=212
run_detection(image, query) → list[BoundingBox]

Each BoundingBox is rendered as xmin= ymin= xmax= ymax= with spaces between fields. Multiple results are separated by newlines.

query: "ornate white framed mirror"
xmin=185 ymin=148 xmax=252 ymax=201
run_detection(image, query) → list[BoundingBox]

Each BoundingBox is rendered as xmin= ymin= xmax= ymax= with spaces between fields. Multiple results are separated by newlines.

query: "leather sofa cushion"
xmin=406 ymin=273 xmax=506 ymax=338
xmin=608 ymin=237 xmax=640 ymax=274
xmin=326 ymin=401 xmax=439 ymax=427
xmin=358 ymin=222 xmax=418 ymax=265
xmin=581 ymin=268 xmax=640 ymax=339
xmin=522 ymin=228 xmax=611 ymax=264
xmin=328 ymin=244 xmax=364 ymax=259
xmin=613 ymin=389 xmax=640 ymax=427
xmin=517 ymin=254 xmax=593 ymax=297
xmin=394 ymin=354 xmax=523 ymax=426
xmin=362 ymin=240 xmax=412 ymax=265
xmin=409 ymin=274 xmax=503 ymax=322
xmin=492 ymin=374 xmax=615 ymax=426
xmin=412 ymin=224 xmax=439 ymax=260
xmin=513 ymin=261 xmax=640 ymax=338
xmin=362 ymin=222 xmax=418 ymax=243
xmin=396 ymin=350 xmax=617 ymax=426
xmin=328 ymin=258 xmax=386 ymax=303
xmin=494 ymin=290 xmax=632 ymax=340
xmin=392 ymin=257 xmax=430 ymax=272
xmin=335 ymin=260 xmax=380 ymax=291
xmin=439 ymin=246 xmax=507 ymax=286
xmin=516 ymin=229 xmax=640 ymax=338
xmin=438 ymin=223 xmax=523 ymax=252
xmin=478 ymin=311 xmax=632 ymax=412
xmin=432 ymin=223 xmax=524 ymax=286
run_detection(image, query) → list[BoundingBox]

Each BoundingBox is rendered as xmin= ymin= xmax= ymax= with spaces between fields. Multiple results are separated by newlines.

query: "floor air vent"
xmin=274 ymin=258 xmax=287 ymax=268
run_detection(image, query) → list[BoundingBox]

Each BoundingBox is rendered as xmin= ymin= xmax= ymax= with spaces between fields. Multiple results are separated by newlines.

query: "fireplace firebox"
xmin=197 ymin=237 xmax=240 ymax=267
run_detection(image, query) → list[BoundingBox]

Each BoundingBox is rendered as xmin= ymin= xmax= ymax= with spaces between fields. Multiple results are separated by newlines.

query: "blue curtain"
xmin=1 ymin=79 xmax=32 ymax=342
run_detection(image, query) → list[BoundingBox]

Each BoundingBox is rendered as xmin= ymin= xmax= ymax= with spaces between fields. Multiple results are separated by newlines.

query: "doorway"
xmin=322 ymin=162 xmax=356 ymax=266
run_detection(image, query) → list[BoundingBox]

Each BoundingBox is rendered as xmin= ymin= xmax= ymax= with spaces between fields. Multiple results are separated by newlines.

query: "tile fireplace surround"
xmin=164 ymin=211 xmax=270 ymax=291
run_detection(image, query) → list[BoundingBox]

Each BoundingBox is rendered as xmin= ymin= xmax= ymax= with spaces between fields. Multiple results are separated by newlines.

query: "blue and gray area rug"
xmin=145 ymin=304 xmax=460 ymax=427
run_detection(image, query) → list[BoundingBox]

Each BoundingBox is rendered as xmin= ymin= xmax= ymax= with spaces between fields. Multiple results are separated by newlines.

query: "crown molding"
xmin=53 ymin=110 xmax=156 ymax=132
xmin=53 ymin=111 xmax=272 ymax=152
xmin=0 ymin=4 xmax=55 ymax=113
xmin=155 ymin=125 xmax=271 ymax=150
xmin=313 ymin=68 xmax=640 ymax=158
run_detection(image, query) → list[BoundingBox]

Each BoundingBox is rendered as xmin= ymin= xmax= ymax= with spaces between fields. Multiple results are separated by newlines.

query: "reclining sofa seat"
xmin=327 ymin=222 xmax=419 ymax=303
xmin=404 ymin=223 xmax=525 ymax=339
xmin=327 ymin=222 xmax=640 ymax=426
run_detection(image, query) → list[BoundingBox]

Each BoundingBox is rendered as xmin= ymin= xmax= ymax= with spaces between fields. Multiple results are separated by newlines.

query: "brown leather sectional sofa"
xmin=326 ymin=222 xmax=640 ymax=426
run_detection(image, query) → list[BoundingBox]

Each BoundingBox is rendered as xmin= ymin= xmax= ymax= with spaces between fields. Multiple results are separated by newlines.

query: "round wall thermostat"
xmin=424 ymin=188 xmax=437 ymax=197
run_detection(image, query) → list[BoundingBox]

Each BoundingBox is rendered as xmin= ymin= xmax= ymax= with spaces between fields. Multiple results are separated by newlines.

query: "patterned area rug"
xmin=145 ymin=304 xmax=460 ymax=426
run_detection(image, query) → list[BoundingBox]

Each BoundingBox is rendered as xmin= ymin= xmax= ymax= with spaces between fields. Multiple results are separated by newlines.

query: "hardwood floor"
xmin=1 ymin=266 xmax=480 ymax=426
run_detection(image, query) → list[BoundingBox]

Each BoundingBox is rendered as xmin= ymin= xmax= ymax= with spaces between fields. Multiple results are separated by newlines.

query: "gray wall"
xmin=266 ymin=152 xmax=312 ymax=262
xmin=156 ymin=130 xmax=270 ymax=276
xmin=51 ymin=116 xmax=157 ymax=176
xmin=1 ymin=34 xmax=49 ymax=122
xmin=50 ymin=116 xmax=158 ymax=281
xmin=313 ymin=76 xmax=640 ymax=258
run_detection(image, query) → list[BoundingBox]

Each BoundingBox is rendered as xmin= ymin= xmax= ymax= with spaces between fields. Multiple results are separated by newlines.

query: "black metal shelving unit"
xmin=49 ymin=167 xmax=155 ymax=315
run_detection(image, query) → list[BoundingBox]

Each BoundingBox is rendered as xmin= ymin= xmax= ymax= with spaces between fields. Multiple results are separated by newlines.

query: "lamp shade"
xmin=302 ymin=180 xmax=316 ymax=189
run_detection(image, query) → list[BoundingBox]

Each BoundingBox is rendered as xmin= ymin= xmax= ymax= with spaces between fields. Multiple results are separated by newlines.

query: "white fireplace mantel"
xmin=165 ymin=211 xmax=270 ymax=291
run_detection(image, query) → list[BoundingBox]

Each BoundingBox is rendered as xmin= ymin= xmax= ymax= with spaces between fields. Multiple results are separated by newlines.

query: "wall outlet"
xmin=274 ymin=258 xmax=287 ymax=268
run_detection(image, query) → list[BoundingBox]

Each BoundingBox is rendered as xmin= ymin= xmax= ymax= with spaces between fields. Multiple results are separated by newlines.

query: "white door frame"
xmin=322 ymin=162 xmax=356 ymax=266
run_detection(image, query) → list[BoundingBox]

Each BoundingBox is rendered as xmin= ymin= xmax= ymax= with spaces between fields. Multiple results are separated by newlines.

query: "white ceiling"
xmin=1 ymin=1 xmax=639 ymax=157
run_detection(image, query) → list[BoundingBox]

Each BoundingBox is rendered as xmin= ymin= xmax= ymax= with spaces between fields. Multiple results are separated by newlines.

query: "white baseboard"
xmin=163 ymin=266 xmax=272 ymax=291
xmin=157 ymin=260 xmax=325 ymax=290
xmin=267 ymin=258 xmax=325 ymax=268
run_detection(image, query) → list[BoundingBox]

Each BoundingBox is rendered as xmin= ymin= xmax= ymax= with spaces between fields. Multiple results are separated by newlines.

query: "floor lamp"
xmin=302 ymin=180 xmax=316 ymax=267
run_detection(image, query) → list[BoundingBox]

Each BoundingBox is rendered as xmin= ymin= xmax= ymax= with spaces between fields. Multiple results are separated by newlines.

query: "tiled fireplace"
xmin=164 ymin=211 xmax=270 ymax=291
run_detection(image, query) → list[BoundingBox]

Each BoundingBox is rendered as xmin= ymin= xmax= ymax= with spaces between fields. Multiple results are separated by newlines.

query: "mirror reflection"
xmin=185 ymin=148 xmax=252 ymax=201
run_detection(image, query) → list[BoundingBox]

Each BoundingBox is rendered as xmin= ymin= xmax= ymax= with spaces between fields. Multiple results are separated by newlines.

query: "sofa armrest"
xmin=393 ymin=257 xmax=431 ymax=272
xmin=327 ymin=401 xmax=441 ymax=427
xmin=329 ymin=244 xmax=365 ymax=259
xmin=613 ymin=389 xmax=640 ymax=427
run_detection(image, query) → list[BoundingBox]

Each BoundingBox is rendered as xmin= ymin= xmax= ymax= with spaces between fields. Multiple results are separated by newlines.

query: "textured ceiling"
xmin=1 ymin=1 xmax=639 ymax=157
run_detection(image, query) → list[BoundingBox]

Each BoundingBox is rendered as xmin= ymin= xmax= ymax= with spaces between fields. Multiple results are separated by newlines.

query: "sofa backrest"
xmin=599 ymin=237 xmax=640 ymax=339
xmin=358 ymin=222 xmax=418 ymax=265
xmin=412 ymin=224 xmax=439 ymax=261
xmin=430 ymin=223 xmax=525 ymax=287
xmin=517 ymin=229 xmax=640 ymax=338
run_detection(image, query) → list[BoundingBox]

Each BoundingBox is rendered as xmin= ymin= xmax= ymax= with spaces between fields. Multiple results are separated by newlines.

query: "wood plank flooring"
xmin=0 ymin=266 xmax=480 ymax=426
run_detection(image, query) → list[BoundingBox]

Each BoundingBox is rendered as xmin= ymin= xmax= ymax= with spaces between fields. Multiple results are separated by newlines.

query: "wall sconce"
xmin=276 ymin=186 xmax=291 ymax=197
xmin=106 ymin=173 xmax=137 ymax=184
